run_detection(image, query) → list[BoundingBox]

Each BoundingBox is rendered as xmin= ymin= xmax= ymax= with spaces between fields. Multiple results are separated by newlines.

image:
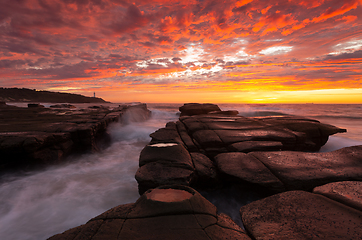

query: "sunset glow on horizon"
xmin=1 ymin=0 xmax=362 ymax=103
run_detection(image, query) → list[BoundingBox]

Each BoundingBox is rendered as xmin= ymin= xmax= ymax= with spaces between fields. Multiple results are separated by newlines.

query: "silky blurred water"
xmin=0 ymin=103 xmax=361 ymax=239
xmin=0 ymin=105 xmax=178 ymax=240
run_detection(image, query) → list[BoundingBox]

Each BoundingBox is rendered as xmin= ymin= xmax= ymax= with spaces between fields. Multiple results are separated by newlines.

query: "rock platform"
xmin=48 ymin=103 xmax=362 ymax=239
xmin=0 ymin=103 xmax=151 ymax=172
xmin=136 ymin=103 xmax=351 ymax=194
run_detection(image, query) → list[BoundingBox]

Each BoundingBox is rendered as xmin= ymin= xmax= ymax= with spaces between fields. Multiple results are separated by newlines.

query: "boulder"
xmin=240 ymin=190 xmax=362 ymax=240
xmin=258 ymin=116 xmax=346 ymax=150
xmin=179 ymin=114 xmax=346 ymax=153
xmin=250 ymin=145 xmax=362 ymax=190
xmin=149 ymin=127 xmax=183 ymax=145
xmin=135 ymin=162 xmax=195 ymax=195
xmin=139 ymin=143 xmax=194 ymax=170
xmin=179 ymin=103 xmax=221 ymax=116
xmin=215 ymin=152 xmax=285 ymax=192
xmin=184 ymin=144 xmax=362 ymax=193
xmin=49 ymin=185 xmax=251 ymax=240
xmin=313 ymin=181 xmax=362 ymax=211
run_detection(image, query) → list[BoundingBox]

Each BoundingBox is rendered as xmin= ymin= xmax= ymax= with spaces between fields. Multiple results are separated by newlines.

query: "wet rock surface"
xmin=47 ymin=103 xmax=361 ymax=239
xmin=0 ymin=103 xmax=151 ymax=172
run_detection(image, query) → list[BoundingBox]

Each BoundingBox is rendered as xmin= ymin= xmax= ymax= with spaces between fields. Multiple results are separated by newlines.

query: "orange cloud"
xmin=252 ymin=12 xmax=297 ymax=36
xmin=340 ymin=15 xmax=358 ymax=23
xmin=312 ymin=1 xmax=359 ymax=23
xmin=296 ymin=0 xmax=325 ymax=9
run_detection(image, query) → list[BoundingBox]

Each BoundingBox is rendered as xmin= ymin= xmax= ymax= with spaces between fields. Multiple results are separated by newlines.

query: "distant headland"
xmin=0 ymin=87 xmax=109 ymax=103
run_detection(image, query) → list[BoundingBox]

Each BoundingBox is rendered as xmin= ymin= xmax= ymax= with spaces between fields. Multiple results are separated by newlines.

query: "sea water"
xmin=0 ymin=103 xmax=361 ymax=239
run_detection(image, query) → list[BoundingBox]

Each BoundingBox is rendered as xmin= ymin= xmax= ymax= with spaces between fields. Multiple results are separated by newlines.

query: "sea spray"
xmin=0 ymin=134 xmax=141 ymax=240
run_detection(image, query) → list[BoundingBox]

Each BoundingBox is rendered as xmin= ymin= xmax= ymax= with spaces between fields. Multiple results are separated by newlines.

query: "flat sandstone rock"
xmin=215 ymin=152 xmax=286 ymax=192
xmin=313 ymin=181 xmax=362 ymax=211
xmin=240 ymin=190 xmax=362 ymax=240
xmin=250 ymin=145 xmax=362 ymax=190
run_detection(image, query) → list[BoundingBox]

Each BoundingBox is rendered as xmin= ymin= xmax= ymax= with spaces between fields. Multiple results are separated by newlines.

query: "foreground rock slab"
xmin=48 ymin=185 xmax=251 ymax=240
xmin=240 ymin=190 xmax=362 ymax=240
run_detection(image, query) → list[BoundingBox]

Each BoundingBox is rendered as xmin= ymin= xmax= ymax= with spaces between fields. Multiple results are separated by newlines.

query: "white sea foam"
xmin=149 ymin=143 xmax=179 ymax=147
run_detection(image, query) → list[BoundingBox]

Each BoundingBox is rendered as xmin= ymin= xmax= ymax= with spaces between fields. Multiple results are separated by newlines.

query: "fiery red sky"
xmin=1 ymin=0 xmax=362 ymax=103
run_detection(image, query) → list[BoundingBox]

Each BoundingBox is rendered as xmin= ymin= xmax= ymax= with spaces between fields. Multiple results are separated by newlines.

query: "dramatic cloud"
xmin=0 ymin=0 xmax=362 ymax=103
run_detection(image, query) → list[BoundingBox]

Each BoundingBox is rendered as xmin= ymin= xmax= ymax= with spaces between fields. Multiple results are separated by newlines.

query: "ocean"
xmin=0 ymin=103 xmax=362 ymax=240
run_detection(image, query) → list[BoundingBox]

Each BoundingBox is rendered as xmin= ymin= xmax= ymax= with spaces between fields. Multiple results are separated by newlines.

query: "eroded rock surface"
xmin=216 ymin=146 xmax=362 ymax=191
xmin=240 ymin=190 xmax=362 ymax=240
xmin=313 ymin=181 xmax=362 ymax=211
xmin=180 ymin=114 xmax=345 ymax=154
xmin=48 ymin=185 xmax=251 ymax=240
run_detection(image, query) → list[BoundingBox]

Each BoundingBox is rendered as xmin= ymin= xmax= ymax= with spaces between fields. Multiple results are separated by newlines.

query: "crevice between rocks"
xmin=248 ymin=153 xmax=288 ymax=191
